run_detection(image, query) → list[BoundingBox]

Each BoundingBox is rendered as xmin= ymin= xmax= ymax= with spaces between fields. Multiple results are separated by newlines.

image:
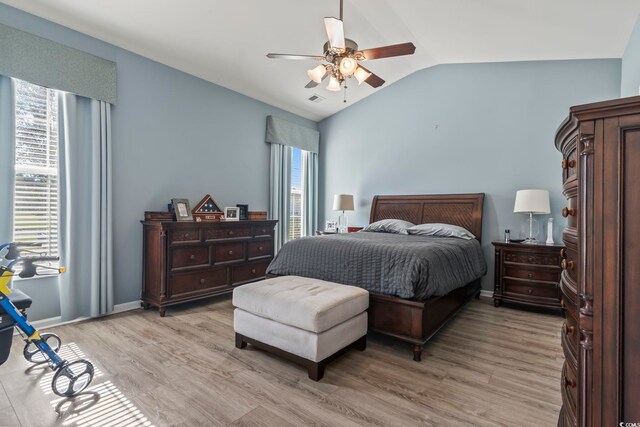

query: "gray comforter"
xmin=266 ymin=232 xmax=487 ymax=300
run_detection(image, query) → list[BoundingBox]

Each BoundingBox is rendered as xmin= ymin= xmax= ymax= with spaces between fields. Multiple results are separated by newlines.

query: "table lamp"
xmin=514 ymin=189 xmax=550 ymax=244
xmin=333 ymin=194 xmax=354 ymax=233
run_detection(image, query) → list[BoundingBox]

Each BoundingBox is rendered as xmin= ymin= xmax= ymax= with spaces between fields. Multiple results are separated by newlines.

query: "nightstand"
xmin=492 ymin=241 xmax=564 ymax=311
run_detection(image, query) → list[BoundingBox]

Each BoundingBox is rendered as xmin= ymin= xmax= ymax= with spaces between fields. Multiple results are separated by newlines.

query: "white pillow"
xmin=406 ymin=223 xmax=475 ymax=240
xmin=361 ymin=219 xmax=416 ymax=234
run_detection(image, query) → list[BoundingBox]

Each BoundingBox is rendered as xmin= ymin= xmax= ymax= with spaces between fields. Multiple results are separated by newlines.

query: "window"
xmin=12 ymin=79 xmax=60 ymax=256
xmin=289 ymin=147 xmax=303 ymax=240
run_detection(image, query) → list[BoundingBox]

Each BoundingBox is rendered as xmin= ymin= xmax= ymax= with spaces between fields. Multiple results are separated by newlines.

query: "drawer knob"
xmin=228 ymin=230 xmax=234 ymax=236
xmin=200 ymin=278 xmax=205 ymax=284
xmin=568 ymin=159 xmax=575 ymax=168
xmin=560 ymin=248 xmax=566 ymax=259
xmin=563 ymin=324 xmax=574 ymax=335
xmin=562 ymin=207 xmax=576 ymax=217
xmin=528 ymin=288 xmax=533 ymax=294
xmin=228 ymin=250 xmax=234 ymax=255
xmin=562 ymin=159 xmax=567 ymax=169
xmin=258 ymin=246 xmax=264 ymax=251
xmin=527 ymin=273 xmax=533 ymax=278
xmin=561 ymin=259 xmax=574 ymax=270
xmin=189 ymin=254 xmax=195 ymax=260
xmin=561 ymin=300 xmax=566 ymax=309
xmin=251 ymin=268 xmax=256 ymax=274
xmin=563 ymin=376 xmax=576 ymax=388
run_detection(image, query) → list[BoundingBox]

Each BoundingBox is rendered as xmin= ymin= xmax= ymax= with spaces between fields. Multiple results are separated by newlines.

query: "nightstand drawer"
xmin=503 ymin=278 xmax=558 ymax=300
xmin=504 ymin=265 xmax=559 ymax=282
xmin=503 ymin=250 xmax=561 ymax=267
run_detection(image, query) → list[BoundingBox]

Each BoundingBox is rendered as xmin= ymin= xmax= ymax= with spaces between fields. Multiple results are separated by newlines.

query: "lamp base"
xmin=337 ymin=212 xmax=348 ymax=233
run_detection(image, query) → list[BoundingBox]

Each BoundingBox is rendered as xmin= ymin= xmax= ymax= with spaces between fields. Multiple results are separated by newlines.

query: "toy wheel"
xmin=23 ymin=333 xmax=62 ymax=364
xmin=51 ymin=360 xmax=94 ymax=397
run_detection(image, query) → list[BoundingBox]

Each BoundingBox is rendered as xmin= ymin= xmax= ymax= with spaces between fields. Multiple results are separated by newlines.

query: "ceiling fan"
xmin=266 ymin=0 xmax=416 ymax=100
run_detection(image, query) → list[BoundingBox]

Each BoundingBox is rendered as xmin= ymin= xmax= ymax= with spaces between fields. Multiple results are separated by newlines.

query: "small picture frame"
xmin=224 ymin=207 xmax=240 ymax=221
xmin=325 ymin=221 xmax=337 ymax=232
xmin=236 ymin=204 xmax=249 ymax=220
xmin=172 ymin=198 xmax=193 ymax=222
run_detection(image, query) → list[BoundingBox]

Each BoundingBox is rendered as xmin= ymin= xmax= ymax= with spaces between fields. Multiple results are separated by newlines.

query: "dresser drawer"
xmin=171 ymin=245 xmax=209 ymax=270
xmin=503 ymin=250 xmax=560 ymax=267
xmin=168 ymin=268 xmax=228 ymax=298
xmin=503 ymin=265 xmax=559 ymax=282
xmin=248 ymin=240 xmax=273 ymax=259
xmin=169 ymin=228 xmax=201 ymax=244
xmin=205 ymin=226 xmax=251 ymax=241
xmin=231 ymin=261 xmax=270 ymax=285
xmin=252 ymin=225 xmax=273 ymax=237
xmin=503 ymin=278 xmax=559 ymax=300
xmin=214 ymin=242 xmax=244 ymax=264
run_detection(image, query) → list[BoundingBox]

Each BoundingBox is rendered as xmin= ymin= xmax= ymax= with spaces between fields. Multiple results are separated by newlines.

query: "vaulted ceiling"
xmin=4 ymin=0 xmax=639 ymax=121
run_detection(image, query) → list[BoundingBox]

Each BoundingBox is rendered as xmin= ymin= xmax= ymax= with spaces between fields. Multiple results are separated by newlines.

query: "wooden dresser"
xmin=141 ymin=220 xmax=277 ymax=316
xmin=555 ymin=96 xmax=640 ymax=426
xmin=492 ymin=241 xmax=564 ymax=311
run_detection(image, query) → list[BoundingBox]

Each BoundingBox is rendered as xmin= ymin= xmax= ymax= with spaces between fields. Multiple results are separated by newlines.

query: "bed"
xmin=267 ymin=193 xmax=486 ymax=361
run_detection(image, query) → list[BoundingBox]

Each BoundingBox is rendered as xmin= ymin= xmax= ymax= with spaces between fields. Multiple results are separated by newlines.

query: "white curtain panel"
xmin=58 ymin=92 xmax=113 ymax=321
xmin=0 ymin=75 xmax=15 ymax=243
xmin=303 ymin=151 xmax=318 ymax=237
xmin=269 ymin=143 xmax=292 ymax=252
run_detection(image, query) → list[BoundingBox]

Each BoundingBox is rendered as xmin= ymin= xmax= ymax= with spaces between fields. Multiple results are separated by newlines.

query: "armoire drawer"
xmin=503 ymin=279 xmax=559 ymax=300
xmin=503 ymin=265 xmax=560 ymax=282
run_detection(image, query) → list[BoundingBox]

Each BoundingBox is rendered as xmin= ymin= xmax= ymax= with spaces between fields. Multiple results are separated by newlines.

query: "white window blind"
xmin=13 ymin=79 xmax=59 ymax=256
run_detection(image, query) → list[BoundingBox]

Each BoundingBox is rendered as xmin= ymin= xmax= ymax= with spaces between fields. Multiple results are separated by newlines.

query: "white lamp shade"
xmin=354 ymin=67 xmax=371 ymax=85
xmin=327 ymin=76 xmax=341 ymax=91
xmin=339 ymin=57 xmax=358 ymax=76
xmin=514 ymin=189 xmax=551 ymax=214
xmin=333 ymin=194 xmax=354 ymax=211
xmin=307 ymin=65 xmax=326 ymax=83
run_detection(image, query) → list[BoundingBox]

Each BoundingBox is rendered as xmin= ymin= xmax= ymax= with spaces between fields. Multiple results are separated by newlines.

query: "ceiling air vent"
xmin=308 ymin=94 xmax=325 ymax=103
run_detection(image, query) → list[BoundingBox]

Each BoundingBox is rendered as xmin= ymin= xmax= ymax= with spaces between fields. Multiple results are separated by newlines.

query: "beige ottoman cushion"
xmin=232 ymin=275 xmax=369 ymax=333
xmin=234 ymin=309 xmax=367 ymax=362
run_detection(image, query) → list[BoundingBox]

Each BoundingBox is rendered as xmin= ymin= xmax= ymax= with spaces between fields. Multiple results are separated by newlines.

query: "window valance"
xmin=266 ymin=115 xmax=319 ymax=153
xmin=0 ymin=23 xmax=117 ymax=104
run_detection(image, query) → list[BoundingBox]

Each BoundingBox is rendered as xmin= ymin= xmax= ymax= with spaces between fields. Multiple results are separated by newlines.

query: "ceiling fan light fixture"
xmin=339 ymin=57 xmax=357 ymax=76
xmin=354 ymin=66 xmax=372 ymax=85
xmin=307 ymin=64 xmax=327 ymax=83
xmin=327 ymin=76 xmax=341 ymax=91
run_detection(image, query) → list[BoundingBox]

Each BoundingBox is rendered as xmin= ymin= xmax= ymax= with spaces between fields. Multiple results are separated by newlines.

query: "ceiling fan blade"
xmin=324 ymin=17 xmax=345 ymax=50
xmin=266 ymin=53 xmax=325 ymax=60
xmin=358 ymin=42 xmax=416 ymax=60
xmin=358 ymin=65 xmax=385 ymax=88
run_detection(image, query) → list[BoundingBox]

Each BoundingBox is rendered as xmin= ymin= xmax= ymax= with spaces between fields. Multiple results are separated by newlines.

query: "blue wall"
xmin=622 ymin=15 xmax=640 ymax=97
xmin=318 ymin=60 xmax=621 ymax=291
xmin=0 ymin=3 xmax=317 ymax=320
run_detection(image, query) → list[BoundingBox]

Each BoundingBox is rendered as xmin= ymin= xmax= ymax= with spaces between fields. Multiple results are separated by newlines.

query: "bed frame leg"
xmin=413 ymin=344 xmax=423 ymax=362
xmin=475 ymin=291 xmax=481 ymax=299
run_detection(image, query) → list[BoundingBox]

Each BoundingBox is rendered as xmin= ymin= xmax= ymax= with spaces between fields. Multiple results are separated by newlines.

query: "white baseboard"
xmin=479 ymin=290 xmax=494 ymax=299
xmin=15 ymin=300 xmax=141 ymax=333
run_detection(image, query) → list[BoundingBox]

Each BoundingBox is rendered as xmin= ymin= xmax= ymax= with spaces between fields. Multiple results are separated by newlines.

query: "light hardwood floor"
xmin=0 ymin=297 xmax=564 ymax=426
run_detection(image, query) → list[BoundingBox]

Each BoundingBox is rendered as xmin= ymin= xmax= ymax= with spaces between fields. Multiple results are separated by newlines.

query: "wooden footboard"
xmin=368 ymin=279 xmax=481 ymax=361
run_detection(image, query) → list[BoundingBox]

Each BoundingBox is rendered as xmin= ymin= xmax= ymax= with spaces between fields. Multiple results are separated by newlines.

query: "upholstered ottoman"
xmin=233 ymin=275 xmax=369 ymax=380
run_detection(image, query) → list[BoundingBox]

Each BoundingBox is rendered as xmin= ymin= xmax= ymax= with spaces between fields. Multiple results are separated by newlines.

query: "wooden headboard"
xmin=369 ymin=193 xmax=485 ymax=242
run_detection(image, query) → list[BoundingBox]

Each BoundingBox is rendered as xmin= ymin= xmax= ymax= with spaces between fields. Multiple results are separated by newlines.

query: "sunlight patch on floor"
xmin=37 ymin=342 xmax=104 ymax=395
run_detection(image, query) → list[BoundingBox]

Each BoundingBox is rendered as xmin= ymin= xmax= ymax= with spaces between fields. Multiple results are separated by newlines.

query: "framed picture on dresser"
xmin=171 ymin=198 xmax=192 ymax=221
xmin=224 ymin=207 xmax=240 ymax=221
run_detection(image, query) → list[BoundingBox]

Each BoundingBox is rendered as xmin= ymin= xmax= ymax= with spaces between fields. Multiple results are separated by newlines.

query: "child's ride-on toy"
xmin=0 ymin=242 xmax=94 ymax=397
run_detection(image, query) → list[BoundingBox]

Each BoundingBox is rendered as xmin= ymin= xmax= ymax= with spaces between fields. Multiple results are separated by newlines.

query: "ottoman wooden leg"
xmin=308 ymin=362 xmax=325 ymax=381
xmin=235 ymin=333 xmax=247 ymax=349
